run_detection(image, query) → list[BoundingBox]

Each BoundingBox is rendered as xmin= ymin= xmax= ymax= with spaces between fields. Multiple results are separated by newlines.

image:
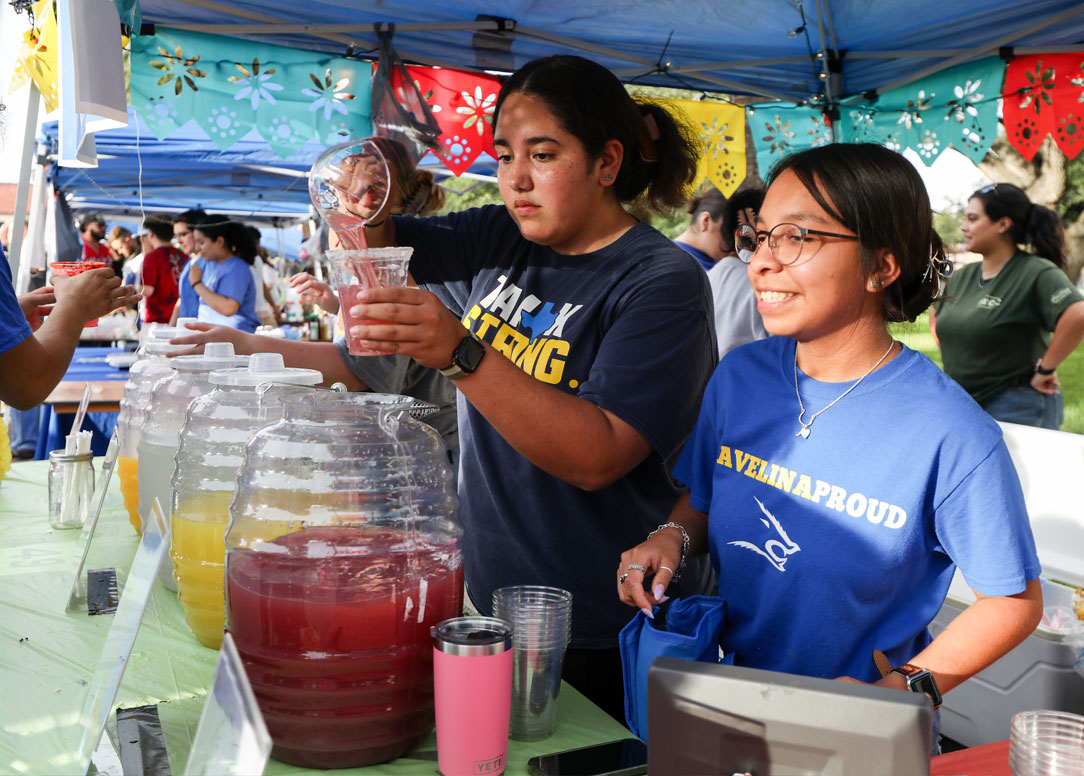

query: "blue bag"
xmin=618 ymin=595 xmax=727 ymax=741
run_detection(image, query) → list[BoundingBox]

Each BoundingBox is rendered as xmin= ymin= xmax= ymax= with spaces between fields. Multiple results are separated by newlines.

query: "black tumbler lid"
xmin=431 ymin=616 xmax=513 ymax=656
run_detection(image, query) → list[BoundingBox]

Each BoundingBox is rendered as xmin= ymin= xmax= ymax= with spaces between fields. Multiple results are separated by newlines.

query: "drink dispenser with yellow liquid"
xmin=137 ymin=342 xmax=247 ymax=591
xmin=224 ymin=392 xmax=462 ymax=769
xmin=116 ymin=319 xmax=197 ymax=534
xmin=170 ymin=353 xmax=322 ymax=648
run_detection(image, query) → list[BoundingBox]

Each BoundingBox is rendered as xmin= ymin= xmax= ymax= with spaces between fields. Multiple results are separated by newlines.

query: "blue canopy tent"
xmin=131 ymin=0 xmax=1084 ymax=104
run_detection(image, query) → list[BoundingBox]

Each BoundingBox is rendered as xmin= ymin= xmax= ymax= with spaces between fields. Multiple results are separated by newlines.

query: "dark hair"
xmin=78 ymin=213 xmax=106 ymax=230
xmin=722 ymin=186 xmax=766 ymax=253
xmin=969 ymin=183 xmax=1066 ymax=271
xmin=143 ymin=213 xmax=175 ymax=242
xmin=768 ymin=144 xmax=946 ymax=323
xmin=173 ymin=208 xmax=208 ymax=228
xmin=492 ymin=55 xmax=699 ymax=213
xmin=685 ymin=187 xmax=727 ymax=221
xmin=194 ymin=215 xmax=258 ymax=265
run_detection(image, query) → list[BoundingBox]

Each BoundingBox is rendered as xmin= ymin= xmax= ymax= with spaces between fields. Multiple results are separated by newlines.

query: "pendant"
xmin=797 ymin=426 xmax=810 ymax=439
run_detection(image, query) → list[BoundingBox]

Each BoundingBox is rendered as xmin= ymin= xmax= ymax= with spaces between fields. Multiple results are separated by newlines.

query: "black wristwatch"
xmin=1035 ymin=359 xmax=1056 ymax=375
xmin=439 ymin=331 xmax=485 ymax=380
xmin=891 ymin=664 xmax=942 ymax=709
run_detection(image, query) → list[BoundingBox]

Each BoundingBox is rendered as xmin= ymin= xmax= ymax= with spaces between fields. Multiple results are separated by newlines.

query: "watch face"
xmin=455 ymin=334 xmax=485 ymax=373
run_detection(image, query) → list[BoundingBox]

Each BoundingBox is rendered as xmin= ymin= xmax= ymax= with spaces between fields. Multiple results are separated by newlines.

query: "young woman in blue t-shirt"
xmin=618 ymin=144 xmax=1042 ymax=735
xmin=341 ymin=55 xmax=718 ymax=720
xmin=188 ymin=217 xmax=259 ymax=333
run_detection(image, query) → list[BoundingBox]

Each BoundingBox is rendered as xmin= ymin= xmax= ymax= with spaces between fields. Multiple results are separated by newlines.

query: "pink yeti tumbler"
xmin=432 ymin=616 xmax=514 ymax=776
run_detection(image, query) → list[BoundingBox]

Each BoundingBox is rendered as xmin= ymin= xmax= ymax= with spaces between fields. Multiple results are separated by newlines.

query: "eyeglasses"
xmin=735 ymin=222 xmax=859 ymax=265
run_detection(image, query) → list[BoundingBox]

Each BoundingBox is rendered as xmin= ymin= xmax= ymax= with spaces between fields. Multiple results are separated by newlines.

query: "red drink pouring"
xmin=227 ymin=526 xmax=464 ymax=769
xmin=328 ymin=248 xmax=413 ymax=356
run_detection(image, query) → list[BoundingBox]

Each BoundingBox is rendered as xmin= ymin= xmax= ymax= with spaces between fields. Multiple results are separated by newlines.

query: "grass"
xmin=889 ymin=313 xmax=1084 ymax=435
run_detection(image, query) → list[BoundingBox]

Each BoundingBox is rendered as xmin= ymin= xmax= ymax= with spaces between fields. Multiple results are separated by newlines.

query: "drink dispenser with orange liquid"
xmin=170 ymin=353 xmax=322 ymax=648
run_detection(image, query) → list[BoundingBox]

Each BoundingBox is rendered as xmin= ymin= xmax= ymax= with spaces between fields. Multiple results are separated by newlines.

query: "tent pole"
xmin=16 ymin=152 xmax=49 ymax=295
xmin=8 ymin=82 xmax=41 ymax=285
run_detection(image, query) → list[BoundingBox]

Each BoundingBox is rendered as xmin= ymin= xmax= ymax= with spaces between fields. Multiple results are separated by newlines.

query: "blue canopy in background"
xmin=131 ymin=0 xmax=1084 ymax=102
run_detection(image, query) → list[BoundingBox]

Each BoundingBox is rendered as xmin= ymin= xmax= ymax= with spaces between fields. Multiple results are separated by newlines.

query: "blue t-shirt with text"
xmin=396 ymin=205 xmax=718 ymax=648
xmin=177 ymin=257 xmax=206 ymax=319
xmin=675 ymin=337 xmax=1041 ymax=682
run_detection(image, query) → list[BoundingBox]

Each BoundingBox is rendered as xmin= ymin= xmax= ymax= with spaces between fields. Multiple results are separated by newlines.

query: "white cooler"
xmin=932 ymin=422 xmax=1084 ymax=747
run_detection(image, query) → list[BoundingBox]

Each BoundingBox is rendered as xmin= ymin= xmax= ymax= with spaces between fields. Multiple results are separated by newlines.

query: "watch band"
xmin=1035 ymin=359 xmax=1056 ymax=375
xmin=890 ymin=663 xmax=942 ymax=709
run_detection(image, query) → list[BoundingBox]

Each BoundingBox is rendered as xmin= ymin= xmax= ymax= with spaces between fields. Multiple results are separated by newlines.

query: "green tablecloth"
xmin=0 ymin=460 xmax=632 ymax=775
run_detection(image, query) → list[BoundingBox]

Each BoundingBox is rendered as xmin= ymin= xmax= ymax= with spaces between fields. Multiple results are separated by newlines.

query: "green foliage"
xmin=933 ymin=206 xmax=965 ymax=253
xmin=436 ymin=176 xmax=503 ymax=215
xmin=1057 ymin=152 xmax=1084 ymax=226
xmin=890 ymin=312 xmax=1084 ymax=435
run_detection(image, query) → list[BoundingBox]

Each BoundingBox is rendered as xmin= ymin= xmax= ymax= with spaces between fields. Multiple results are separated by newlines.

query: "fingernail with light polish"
xmin=641 ymin=606 xmax=654 ymax=619
xmin=653 ymin=585 xmax=665 ymax=600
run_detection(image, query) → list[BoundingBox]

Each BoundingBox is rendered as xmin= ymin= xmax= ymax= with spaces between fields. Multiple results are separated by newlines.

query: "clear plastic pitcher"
xmin=170 ymin=353 xmax=323 ymax=649
xmin=137 ymin=342 xmax=248 ymax=591
xmin=224 ymin=392 xmax=461 ymax=769
xmin=116 ymin=318 xmax=198 ymax=534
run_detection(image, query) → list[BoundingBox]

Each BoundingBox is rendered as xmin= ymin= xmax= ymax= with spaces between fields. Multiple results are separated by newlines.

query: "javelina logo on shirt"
xmin=520 ymin=302 xmax=559 ymax=343
xmin=728 ymin=497 xmax=801 ymax=572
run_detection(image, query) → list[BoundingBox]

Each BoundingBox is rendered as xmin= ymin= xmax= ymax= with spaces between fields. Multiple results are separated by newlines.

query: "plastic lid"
xmin=431 ymin=617 xmax=513 ymax=656
xmin=170 ymin=342 xmax=249 ymax=371
xmin=209 ymin=351 xmax=323 ymax=386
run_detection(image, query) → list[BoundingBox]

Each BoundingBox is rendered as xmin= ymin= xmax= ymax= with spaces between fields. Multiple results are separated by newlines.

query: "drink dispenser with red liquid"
xmin=224 ymin=392 xmax=462 ymax=769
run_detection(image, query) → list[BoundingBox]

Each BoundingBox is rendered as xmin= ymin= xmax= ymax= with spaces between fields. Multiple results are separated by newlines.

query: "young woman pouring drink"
xmin=344 ymin=54 xmax=718 ymax=719
xmin=618 ymin=144 xmax=1042 ymax=744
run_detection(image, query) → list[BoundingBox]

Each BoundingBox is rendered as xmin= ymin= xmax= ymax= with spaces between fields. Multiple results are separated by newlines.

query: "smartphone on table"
xmin=526 ymin=738 xmax=648 ymax=776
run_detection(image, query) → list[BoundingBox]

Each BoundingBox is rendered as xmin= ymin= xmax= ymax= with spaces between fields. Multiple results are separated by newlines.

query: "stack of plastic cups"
xmin=491 ymin=585 xmax=573 ymax=741
xmin=1009 ymin=710 xmax=1084 ymax=776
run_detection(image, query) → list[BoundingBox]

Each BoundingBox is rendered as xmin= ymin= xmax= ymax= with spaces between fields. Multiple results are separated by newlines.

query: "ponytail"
xmin=1023 ymin=204 xmax=1066 ymax=271
xmin=493 ymin=55 xmax=700 ymax=215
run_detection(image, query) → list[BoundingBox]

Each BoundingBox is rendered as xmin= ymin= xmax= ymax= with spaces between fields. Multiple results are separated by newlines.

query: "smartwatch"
xmin=890 ymin=664 xmax=942 ymax=709
xmin=439 ymin=331 xmax=485 ymax=380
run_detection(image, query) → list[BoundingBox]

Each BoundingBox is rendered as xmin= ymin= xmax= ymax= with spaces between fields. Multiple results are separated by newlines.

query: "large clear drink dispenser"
xmin=170 ymin=353 xmax=323 ymax=649
xmin=137 ymin=342 xmax=248 ymax=590
xmin=116 ymin=319 xmax=197 ymax=534
xmin=224 ymin=392 xmax=462 ymax=769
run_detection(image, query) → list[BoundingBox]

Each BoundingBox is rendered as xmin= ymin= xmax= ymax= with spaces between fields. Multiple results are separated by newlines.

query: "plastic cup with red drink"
xmin=49 ymin=261 xmax=109 ymax=326
xmin=328 ymin=248 xmax=413 ymax=356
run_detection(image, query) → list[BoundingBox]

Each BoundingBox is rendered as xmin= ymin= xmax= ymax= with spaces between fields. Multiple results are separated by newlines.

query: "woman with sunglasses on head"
xmin=931 ymin=183 xmax=1084 ymax=429
xmin=618 ymin=144 xmax=1042 ymax=746
xmin=352 ymin=54 xmax=718 ymax=719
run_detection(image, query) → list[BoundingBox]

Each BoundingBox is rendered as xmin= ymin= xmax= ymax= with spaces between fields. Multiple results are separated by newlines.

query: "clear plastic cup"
xmin=49 ymin=261 xmax=108 ymax=326
xmin=1009 ymin=710 xmax=1084 ymax=776
xmin=492 ymin=586 xmax=573 ymax=741
xmin=328 ymin=248 xmax=413 ymax=356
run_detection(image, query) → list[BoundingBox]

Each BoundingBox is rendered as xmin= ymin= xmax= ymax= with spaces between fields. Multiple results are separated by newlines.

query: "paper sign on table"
xmin=66 ymin=430 xmax=120 ymax=613
xmin=183 ymin=632 xmax=272 ymax=776
xmin=75 ymin=498 xmax=171 ymax=775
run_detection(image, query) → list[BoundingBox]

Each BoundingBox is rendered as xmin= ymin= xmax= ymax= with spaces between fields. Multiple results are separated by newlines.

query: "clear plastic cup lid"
xmin=209 ymin=352 xmax=323 ymax=386
xmin=145 ymin=317 xmax=200 ymax=341
xmin=170 ymin=342 xmax=249 ymax=371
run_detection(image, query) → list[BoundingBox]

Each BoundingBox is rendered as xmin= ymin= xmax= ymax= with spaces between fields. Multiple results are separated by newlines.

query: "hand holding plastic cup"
xmin=328 ymin=247 xmax=413 ymax=356
xmin=432 ymin=617 xmax=514 ymax=776
xmin=50 ymin=261 xmax=108 ymax=327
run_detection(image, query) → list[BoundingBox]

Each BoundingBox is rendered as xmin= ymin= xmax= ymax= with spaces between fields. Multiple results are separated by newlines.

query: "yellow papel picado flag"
xmin=10 ymin=0 xmax=60 ymax=112
xmin=661 ymin=98 xmax=747 ymax=197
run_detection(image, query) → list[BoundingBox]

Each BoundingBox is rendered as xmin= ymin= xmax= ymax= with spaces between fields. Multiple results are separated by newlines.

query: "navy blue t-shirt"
xmin=396 ymin=205 xmax=718 ymax=648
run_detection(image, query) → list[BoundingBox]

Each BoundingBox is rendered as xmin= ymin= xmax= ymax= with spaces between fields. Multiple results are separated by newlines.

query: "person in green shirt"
xmin=931 ymin=183 xmax=1084 ymax=429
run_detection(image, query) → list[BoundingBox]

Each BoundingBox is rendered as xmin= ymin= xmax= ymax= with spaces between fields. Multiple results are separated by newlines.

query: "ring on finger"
xmin=625 ymin=563 xmax=646 ymax=573
xmin=618 ymin=573 xmax=629 ymax=584
xmin=659 ymin=565 xmax=675 ymax=575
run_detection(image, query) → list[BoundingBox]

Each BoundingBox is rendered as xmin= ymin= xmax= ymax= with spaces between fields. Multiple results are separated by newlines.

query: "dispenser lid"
xmin=170 ymin=342 xmax=249 ymax=371
xmin=432 ymin=617 xmax=513 ymax=656
xmin=209 ymin=352 xmax=323 ymax=386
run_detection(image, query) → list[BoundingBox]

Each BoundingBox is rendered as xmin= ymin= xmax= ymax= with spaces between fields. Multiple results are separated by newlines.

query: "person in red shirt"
xmin=78 ymin=213 xmax=112 ymax=260
xmin=139 ymin=213 xmax=188 ymax=323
